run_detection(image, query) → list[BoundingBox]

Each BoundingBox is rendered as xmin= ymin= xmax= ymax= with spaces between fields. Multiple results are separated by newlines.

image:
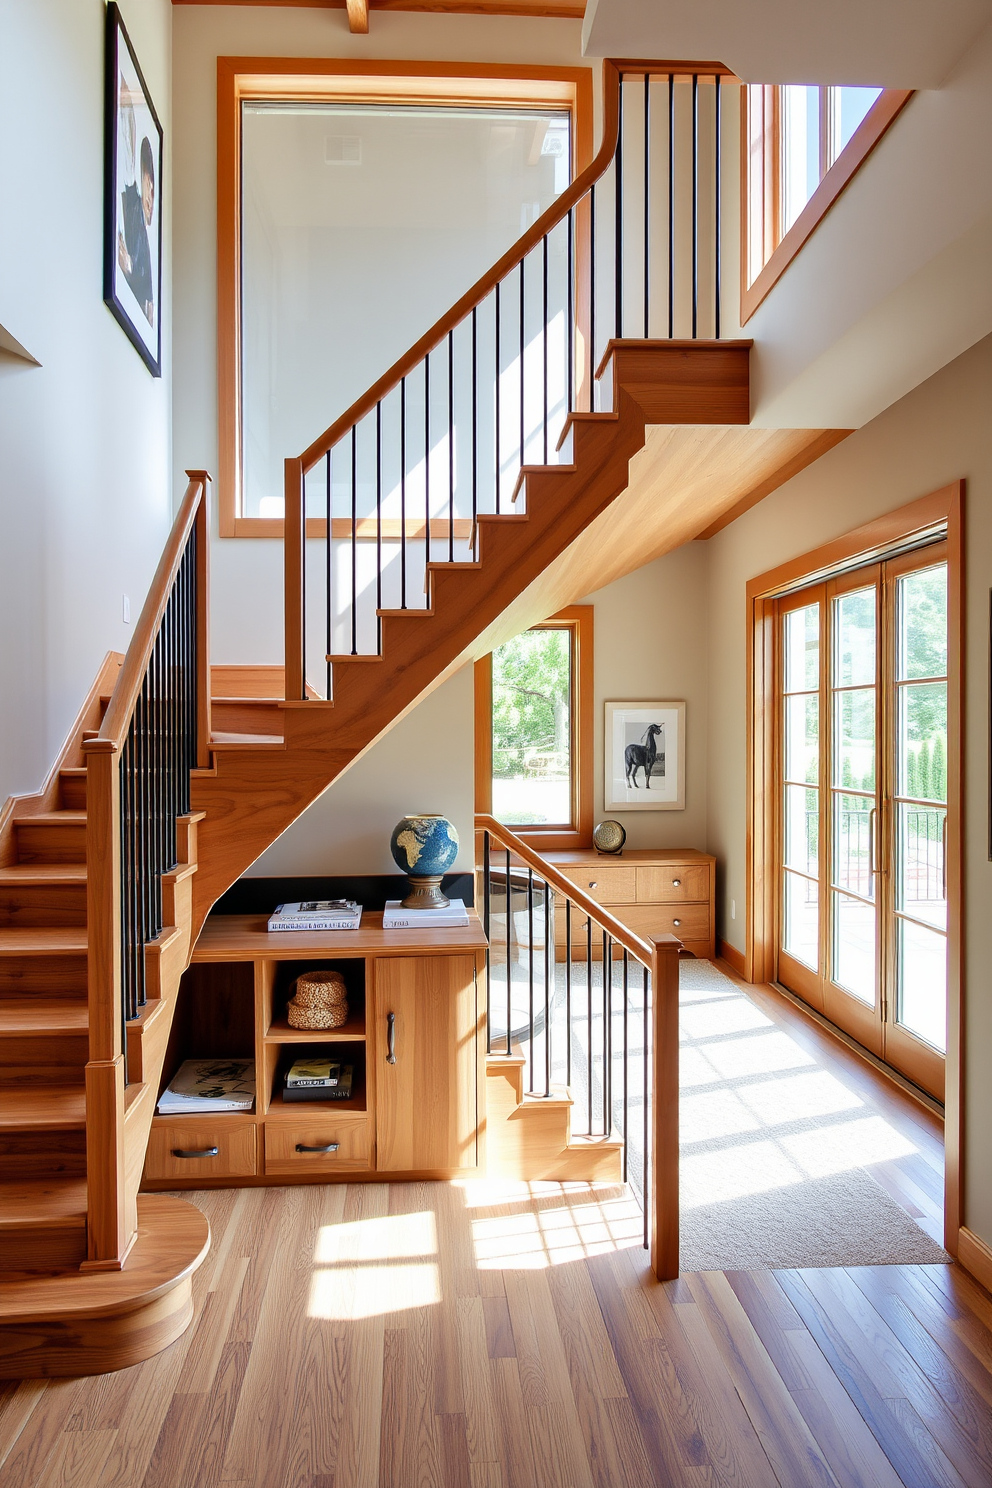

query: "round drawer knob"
xmin=588 ymin=881 xmax=598 ymax=888
xmin=673 ymin=918 xmax=681 ymax=927
xmin=673 ymin=878 xmax=681 ymax=886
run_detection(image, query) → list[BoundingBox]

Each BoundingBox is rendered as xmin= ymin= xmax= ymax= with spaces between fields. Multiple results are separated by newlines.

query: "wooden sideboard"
xmin=142 ymin=913 xmax=488 ymax=1190
xmin=546 ymin=848 xmax=716 ymax=960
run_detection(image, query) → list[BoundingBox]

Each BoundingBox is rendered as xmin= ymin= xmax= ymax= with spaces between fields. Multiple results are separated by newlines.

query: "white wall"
xmin=0 ymin=0 xmax=173 ymax=804
xmin=706 ymin=332 xmax=992 ymax=1243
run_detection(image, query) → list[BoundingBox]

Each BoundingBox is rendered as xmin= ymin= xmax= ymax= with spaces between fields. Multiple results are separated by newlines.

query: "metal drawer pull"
xmin=387 ymin=1010 xmax=397 ymax=1064
xmin=295 ymin=1142 xmax=339 ymax=1154
xmin=172 ymin=1146 xmax=218 ymax=1159
xmin=672 ymin=878 xmax=681 ymax=886
xmin=673 ymin=919 xmax=681 ymax=927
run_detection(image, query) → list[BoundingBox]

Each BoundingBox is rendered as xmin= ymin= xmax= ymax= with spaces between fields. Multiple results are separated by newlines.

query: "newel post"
xmin=649 ymin=933 xmax=681 ymax=1281
xmin=284 ymin=456 xmax=305 ymax=700
xmin=80 ymin=739 xmax=135 ymax=1269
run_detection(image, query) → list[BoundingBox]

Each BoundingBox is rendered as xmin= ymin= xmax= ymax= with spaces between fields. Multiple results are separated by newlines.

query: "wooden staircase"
xmin=485 ymin=1053 xmax=624 ymax=1182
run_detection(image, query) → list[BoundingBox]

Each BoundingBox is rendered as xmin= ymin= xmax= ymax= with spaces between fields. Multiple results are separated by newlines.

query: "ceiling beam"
xmin=346 ymin=0 xmax=369 ymax=32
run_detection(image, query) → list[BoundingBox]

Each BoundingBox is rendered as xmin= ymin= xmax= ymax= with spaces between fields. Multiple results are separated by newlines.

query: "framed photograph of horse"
xmin=604 ymin=701 xmax=686 ymax=811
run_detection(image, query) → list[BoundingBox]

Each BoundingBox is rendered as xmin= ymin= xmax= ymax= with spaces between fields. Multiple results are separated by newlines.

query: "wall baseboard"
xmin=717 ymin=938 xmax=746 ymax=978
xmin=958 ymin=1226 xmax=992 ymax=1293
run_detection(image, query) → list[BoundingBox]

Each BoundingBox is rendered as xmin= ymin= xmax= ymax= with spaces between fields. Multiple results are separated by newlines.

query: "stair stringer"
xmin=189 ymin=341 xmax=750 ymax=931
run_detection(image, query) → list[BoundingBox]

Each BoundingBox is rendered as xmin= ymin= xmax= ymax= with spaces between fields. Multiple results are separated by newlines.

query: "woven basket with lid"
xmin=287 ymin=969 xmax=349 ymax=1029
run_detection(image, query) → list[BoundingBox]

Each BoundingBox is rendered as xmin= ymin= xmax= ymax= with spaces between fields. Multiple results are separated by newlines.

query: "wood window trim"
xmin=740 ymin=87 xmax=915 ymax=326
xmin=217 ymin=57 xmax=594 ymax=538
xmin=475 ymin=605 xmax=594 ymax=851
xmin=745 ymin=481 xmax=964 ymax=1253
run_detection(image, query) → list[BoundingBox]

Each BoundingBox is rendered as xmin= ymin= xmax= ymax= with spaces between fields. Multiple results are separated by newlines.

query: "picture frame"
xmin=103 ymin=3 xmax=163 ymax=377
xmin=604 ymin=701 xmax=686 ymax=811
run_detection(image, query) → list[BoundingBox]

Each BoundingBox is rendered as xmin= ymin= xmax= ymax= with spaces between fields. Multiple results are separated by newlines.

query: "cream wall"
xmin=0 ymin=0 xmax=173 ymax=805
xmin=706 ymin=332 xmax=992 ymax=1243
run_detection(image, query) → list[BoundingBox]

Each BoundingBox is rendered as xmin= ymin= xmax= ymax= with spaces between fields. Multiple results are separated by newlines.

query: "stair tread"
xmin=15 ymin=812 xmax=86 ymax=827
xmin=0 ymin=928 xmax=87 ymax=955
xmin=0 ymin=865 xmax=87 ymax=886
xmin=0 ymin=1001 xmax=88 ymax=1034
xmin=0 ymin=1177 xmax=87 ymax=1230
xmin=210 ymin=732 xmax=284 ymax=746
xmin=0 ymin=1087 xmax=86 ymax=1130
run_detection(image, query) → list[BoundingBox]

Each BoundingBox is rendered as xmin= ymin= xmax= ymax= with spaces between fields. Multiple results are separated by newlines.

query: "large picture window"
xmin=217 ymin=60 xmax=593 ymax=535
xmin=475 ymin=606 xmax=593 ymax=850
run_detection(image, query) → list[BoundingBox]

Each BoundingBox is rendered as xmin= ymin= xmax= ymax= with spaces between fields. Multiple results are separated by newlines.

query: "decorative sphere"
xmin=389 ymin=815 xmax=459 ymax=878
xmin=593 ymin=819 xmax=626 ymax=855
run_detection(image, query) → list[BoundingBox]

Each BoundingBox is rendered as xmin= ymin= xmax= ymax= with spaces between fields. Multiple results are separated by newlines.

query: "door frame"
xmin=745 ymin=481 xmax=963 ymax=1252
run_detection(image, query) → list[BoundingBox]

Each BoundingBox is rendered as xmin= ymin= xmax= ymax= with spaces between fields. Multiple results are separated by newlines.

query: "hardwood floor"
xmin=0 ymin=1172 xmax=990 ymax=1487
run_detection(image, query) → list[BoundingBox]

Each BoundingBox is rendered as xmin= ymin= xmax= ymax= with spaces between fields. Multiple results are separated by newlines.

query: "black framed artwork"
xmin=103 ymin=3 xmax=163 ymax=376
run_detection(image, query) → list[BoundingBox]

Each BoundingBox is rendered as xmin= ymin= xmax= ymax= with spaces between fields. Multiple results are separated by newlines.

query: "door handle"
xmin=942 ymin=815 xmax=948 ymax=899
xmin=295 ymin=1142 xmax=339 ymax=1154
xmin=386 ymin=1010 xmax=397 ymax=1064
xmin=868 ymin=807 xmax=878 ymax=880
xmin=172 ymin=1146 xmax=218 ymax=1159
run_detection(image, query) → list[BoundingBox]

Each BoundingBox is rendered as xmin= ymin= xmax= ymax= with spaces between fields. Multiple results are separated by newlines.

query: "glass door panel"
xmin=779 ymin=594 xmax=823 ymax=1002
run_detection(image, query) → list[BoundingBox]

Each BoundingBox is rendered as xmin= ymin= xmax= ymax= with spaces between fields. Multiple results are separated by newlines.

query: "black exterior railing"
xmin=286 ymin=62 xmax=733 ymax=696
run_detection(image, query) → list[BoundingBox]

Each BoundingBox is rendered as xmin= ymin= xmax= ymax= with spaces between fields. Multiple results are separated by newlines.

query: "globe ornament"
xmin=389 ymin=814 xmax=459 ymax=909
xmin=593 ymin=819 xmax=626 ymax=855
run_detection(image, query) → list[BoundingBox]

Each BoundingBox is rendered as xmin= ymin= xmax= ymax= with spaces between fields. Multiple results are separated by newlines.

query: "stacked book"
xmin=157 ymin=1058 xmax=256 ymax=1115
xmin=282 ymin=1057 xmax=354 ymax=1103
xmin=267 ymin=899 xmax=362 ymax=932
xmin=382 ymin=897 xmax=470 ymax=929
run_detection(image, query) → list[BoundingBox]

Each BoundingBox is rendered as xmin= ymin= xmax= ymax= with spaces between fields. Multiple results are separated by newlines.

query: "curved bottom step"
xmin=0 ymin=1193 xmax=209 ymax=1379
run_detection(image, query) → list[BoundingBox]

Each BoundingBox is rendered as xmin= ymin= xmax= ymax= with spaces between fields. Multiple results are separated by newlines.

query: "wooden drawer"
xmin=635 ymin=864 xmax=710 ymax=903
xmin=145 ymin=1120 xmax=257 ymax=1182
xmin=554 ymin=899 xmax=710 ymax=949
xmin=264 ymin=1114 xmax=371 ymax=1175
xmin=557 ymin=864 xmax=636 ymax=904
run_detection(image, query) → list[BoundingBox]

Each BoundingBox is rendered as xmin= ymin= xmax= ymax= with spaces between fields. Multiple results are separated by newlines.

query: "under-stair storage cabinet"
xmin=142 ymin=914 xmax=487 ymax=1190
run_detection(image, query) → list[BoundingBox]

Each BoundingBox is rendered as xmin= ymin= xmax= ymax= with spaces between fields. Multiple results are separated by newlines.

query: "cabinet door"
xmin=374 ymin=954 xmax=479 ymax=1173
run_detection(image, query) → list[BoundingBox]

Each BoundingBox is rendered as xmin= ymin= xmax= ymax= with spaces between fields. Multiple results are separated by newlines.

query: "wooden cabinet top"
xmin=192 ymin=911 xmax=489 ymax=961
xmin=545 ymin=848 xmax=715 ymax=867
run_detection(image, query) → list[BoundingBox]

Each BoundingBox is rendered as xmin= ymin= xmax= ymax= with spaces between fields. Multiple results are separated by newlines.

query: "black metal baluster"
xmin=527 ymin=867 xmax=534 ymax=1093
xmin=616 ymin=73 xmax=623 ymax=341
xmin=566 ymin=208 xmax=574 ymax=417
xmin=519 ymin=258 xmax=525 ymax=478
xmin=604 ymin=931 xmax=612 ymax=1136
xmin=350 ymin=425 xmax=357 ymax=654
xmin=543 ymin=880 xmax=552 ymax=1096
xmin=622 ymin=951 xmax=629 ymax=1182
xmin=325 ymin=449 xmax=332 ymax=694
xmin=376 ymin=401 xmax=382 ymax=654
xmin=565 ymin=899 xmax=572 ymax=1085
xmin=495 ymin=283 xmax=501 ymax=513
xmin=425 ymin=355 xmax=431 ymax=587
xmin=586 ymin=911 xmax=593 ymax=1134
xmin=448 ymin=330 xmax=455 ymax=563
xmin=643 ymin=962 xmax=650 ymax=1249
xmin=714 ymin=73 xmax=722 ymax=339
xmin=542 ymin=234 xmax=548 ymax=464
xmin=644 ymin=70 xmax=651 ymax=338
xmin=505 ymin=846 xmax=512 ymax=1056
xmin=589 ymin=183 xmax=596 ymax=406
xmin=692 ymin=71 xmax=699 ymax=339
xmin=668 ymin=72 xmax=675 ymax=339
xmin=483 ymin=830 xmax=492 ymax=1053
xmin=400 ymin=379 xmax=408 ymax=609
xmin=471 ymin=307 xmax=478 ymax=555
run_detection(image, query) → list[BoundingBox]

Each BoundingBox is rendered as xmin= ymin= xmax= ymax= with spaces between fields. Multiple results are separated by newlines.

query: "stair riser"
xmin=0 ymin=885 xmax=87 ymax=928
xmin=0 ymin=955 xmax=88 ymax=999
xmin=0 ymin=1040 xmax=88 ymax=1082
xmin=0 ymin=1226 xmax=86 ymax=1274
xmin=14 ymin=823 xmax=86 ymax=864
xmin=211 ymin=700 xmax=284 ymax=735
xmin=0 ymin=1131 xmax=86 ymax=1178
xmin=58 ymin=773 xmax=87 ymax=810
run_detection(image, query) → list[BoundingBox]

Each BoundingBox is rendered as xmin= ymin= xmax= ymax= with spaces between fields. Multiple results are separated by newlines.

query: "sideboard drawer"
xmin=558 ymin=864 xmax=636 ymax=904
xmin=619 ymin=902 xmax=711 ymax=943
xmin=636 ymin=864 xmax=710 ymax=903
xmin=264 ymin=1114 xmax=371 ymax=1175
xmin=145 ymin=1120 xmax=257 ymax=1182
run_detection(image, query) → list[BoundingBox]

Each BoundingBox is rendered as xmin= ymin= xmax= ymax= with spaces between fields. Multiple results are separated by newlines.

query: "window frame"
xmin=474 ymin=605 xmax=594 ymax=851
xmin=740 ymin=85 xmax=914 ymax=325
xmin=216 ymin=56 xmax=594 ymax=538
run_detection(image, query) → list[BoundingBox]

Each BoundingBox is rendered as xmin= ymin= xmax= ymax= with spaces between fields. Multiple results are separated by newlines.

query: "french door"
xmin=776 ymin=543 xmax=948 ymax=1100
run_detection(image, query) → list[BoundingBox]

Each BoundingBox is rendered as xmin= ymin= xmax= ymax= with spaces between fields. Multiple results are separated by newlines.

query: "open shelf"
xmin=264 ymin=1014 xmax=366 ymax=1043
xmin=265 ymin=1075 xmax=367 ymax=1119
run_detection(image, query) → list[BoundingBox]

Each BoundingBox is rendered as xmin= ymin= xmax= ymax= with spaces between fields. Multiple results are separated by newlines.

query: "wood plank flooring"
xmin=0 ymin=1177 xmax=990 ymax=1487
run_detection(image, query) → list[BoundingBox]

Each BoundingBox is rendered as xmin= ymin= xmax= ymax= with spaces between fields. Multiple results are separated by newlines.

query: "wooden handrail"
xmin=95 ymin=472 xmax=211 ymax=754
xmin=475 ymin=813 xmax=669 ymax=965
xmin=298 ymin=62 xmax=623 ymax=472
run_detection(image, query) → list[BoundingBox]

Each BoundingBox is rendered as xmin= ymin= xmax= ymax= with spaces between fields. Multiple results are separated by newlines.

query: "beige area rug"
xmin=678 ymin=960 xmax=950 ymax=1271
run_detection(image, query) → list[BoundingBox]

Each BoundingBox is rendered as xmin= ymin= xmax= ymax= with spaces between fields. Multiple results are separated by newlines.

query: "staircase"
xmin=0 ymin=59 xmax=851 ymax=1377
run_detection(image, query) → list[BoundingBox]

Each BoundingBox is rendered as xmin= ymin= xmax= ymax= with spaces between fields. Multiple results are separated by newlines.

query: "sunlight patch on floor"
xmin=452 ymin=1182 xmax=642 ymax=1269
xmin=309 ymin=1210 xmax=441 ymax=1319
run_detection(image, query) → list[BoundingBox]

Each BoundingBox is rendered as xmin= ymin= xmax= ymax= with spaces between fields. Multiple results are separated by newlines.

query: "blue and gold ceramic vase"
xmin=389 ymin=814 xmax=459 ymax=909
